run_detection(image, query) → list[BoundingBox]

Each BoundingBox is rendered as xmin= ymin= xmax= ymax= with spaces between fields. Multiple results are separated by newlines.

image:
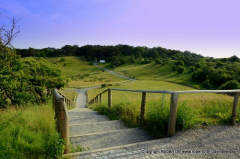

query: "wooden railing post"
xmin=52 ymin=91 xmax=55 ymax=110
xmin=96 ymin=96 xmax=98 ymax=104
xmin=140 ymin=92 xmax=146 ymax=125
xmin=100 ymin=94 xmax=102 ymax=103
xmin=168 ymin=93 xmax=179 ymax=137
xmin=108 ymin=89 xmax=112 ymax=109
xmin=232 ymin=92 xmax=239 ymax=125
xmin=58 ymin=98 xmax=69 ymax=154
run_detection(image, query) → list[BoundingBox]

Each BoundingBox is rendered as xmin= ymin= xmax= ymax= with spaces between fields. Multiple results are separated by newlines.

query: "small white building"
xmin=100 ymin=60 xmax=105 ymax=63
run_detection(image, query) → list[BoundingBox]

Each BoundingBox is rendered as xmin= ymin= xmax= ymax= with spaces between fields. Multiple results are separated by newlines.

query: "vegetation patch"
xmin=0 ymin=101 xmax=65 ymax=159
xmin=88 ymin=80 xmax=240 ymax=138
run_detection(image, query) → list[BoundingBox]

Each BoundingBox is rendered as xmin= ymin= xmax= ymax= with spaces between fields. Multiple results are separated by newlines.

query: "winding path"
xmin=64 ymin=64 xmax=240 ymax=159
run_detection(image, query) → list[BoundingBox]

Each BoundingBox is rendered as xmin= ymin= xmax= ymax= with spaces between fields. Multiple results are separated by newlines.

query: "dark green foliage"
xmin=145 ymin=99 xmax=197 ymax=138
xmin=201 ymin=80 xmax=212 ymax=89
xmin=172 ymin=65 xmax=177 ymax=71
xmin=155 ymin=58 xmax=162 ymax=64
xmin=192 ymin=68 xmax=207 ymax=82
xmin=161 ymin=60 xmax=168 ymax=65
xmin=188 ymin=66 xmax=195 ymax=73
xmin=111 ymin=56 xmax=125 ymax=67
xmin=229 ymin=55 xmax=239 ymax=62
xmin=177 ymin=65 xmax=185 ymax=74
xmin=174 ymin=60 xmax=184 ymax=66
xmin=0 ymin=49 xmax=68 ymax=108
xmin=140 ymin=58 xmax=151 ymax=64
xmin=176 ymin=102 xmax=198 ymax=130
xmin=130 ymin=54 xmax=136 ymax=63
xmin=101 ymin=84 xmax=107 ymax=88
xmin=60 ymin=57 xmax=66 ymax=62
xmin=219 ymin=80 xmax=240 ymax=90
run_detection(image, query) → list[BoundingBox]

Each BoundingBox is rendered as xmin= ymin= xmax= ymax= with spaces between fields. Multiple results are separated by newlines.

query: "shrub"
xmin=177 ymin=65 xmax=185 ymax=74
xmin=155 ymin=59 xmax=162 ymax=64
xmin=172 ymin=65 xmax=177 ymax=71
xmin=101 ymin=84 xmax=107 ymax=88
xmin=219 ymin=80 xmax=240 ymax=90
xmin=188 ymin=66 xmax=195 ymax=73
xmin=201 ymin=80 xmax=212 ymax=89
xmin=60 ymin=57 xmax=66 ymax=62
xmin=174 ymin=60 xmax=184 ymax=66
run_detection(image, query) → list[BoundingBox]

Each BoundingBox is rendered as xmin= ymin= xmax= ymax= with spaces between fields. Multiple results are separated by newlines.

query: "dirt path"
xmin=75 ymin=86 xmax=100 ymax=108
xmin=94 ymin=62 xmax=136 ymax=82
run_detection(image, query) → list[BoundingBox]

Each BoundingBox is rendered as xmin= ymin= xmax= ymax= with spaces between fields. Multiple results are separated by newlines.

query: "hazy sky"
xmin=1 ymin=0 xmax=239 ymax=58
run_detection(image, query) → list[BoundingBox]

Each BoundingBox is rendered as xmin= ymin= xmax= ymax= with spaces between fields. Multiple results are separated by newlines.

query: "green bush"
xmin=155 ymin=59 xmax=162 ymax=64
xmin=101 ymin=84 xmax=107 ymax=88
xmin=188 ymin=66 xmax=195 ymax=73
xmin=60 ymin=57 xmax=66 ymax=62
xmin=0 ymin=54 xmax=68 ymax=108
xmin=174 ymin=60 xmax=184 ymax=66
xmin=219 ymin=80 xmax=240 ymax=90
xmin=145 ymin=100 xmax=197 ymax=138
xmin=172 ymin=65 xmax=177 ymax=71
xmin=177 ymin=65 xmax=185 ymax=74
xmin=201 ymin=80 xmax=212 ymax=89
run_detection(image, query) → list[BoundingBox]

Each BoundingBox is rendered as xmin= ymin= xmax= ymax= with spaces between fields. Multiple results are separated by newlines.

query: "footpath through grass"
xmin=98 ymin=61 xmax=201 ymax=89
xmin=88 ymin=80 xmax=240 ymax=138
xmin=44 ymin=56 xmax=127 ymax=88
xmin=0 ymin=101 xmax=65 ymax=159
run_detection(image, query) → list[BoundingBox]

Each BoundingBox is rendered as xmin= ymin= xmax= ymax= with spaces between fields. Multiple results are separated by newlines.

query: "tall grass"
xmin=88 ymin=80 xmax=240 ymax=138
xmin=0 ymin=101 xmax=65 ymax=159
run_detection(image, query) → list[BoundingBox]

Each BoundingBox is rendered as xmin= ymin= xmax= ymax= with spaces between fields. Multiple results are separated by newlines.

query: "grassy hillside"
xmin=98 ymin=61 xmax=201 ymax=89
xmin=44 ymin=56 xmax=127 ymax=88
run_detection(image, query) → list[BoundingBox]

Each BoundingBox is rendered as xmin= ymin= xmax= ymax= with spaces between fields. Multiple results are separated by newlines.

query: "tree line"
xmin=16 ymin=44 xmax=240 ymax=90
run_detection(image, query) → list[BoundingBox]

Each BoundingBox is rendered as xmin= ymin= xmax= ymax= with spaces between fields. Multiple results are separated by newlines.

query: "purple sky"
xmin=1 ymin=0 xmax=239 ymax=58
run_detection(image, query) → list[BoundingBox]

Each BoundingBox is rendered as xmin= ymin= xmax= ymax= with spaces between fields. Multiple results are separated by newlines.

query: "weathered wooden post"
xmin=232 ymin=92 xmax=239 ymax=125
xmin=54 ymin=89 xmax=70 ymax=154
xmin=52 ymin=91 xmax=55 ymax=110
xmin=140 ymin=92 xmax=147 ymax=126
xmin=168 ymin=93 xmax=179 ymax=137
xmin=108 ymin=89 xmax=112 ymax=109
xmin=58 ymin=98 xmax=69 ymax=154
xmin=96 ymin=96 xmax=99 ymax=104
xmin=100 ymin=94 xmax=102 ymax=103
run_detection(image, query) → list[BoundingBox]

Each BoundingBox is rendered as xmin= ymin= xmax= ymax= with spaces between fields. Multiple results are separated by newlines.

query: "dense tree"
xmin=0 ymin=16 xmax=67 ymax=108
xmin=229 ymin=55 xmax=239 ymax=62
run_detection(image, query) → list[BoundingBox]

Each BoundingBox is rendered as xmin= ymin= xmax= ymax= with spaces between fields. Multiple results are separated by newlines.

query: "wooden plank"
xmin=108 ymin=89 xmax=112 ymax=109
xmin=100 ymin=94 xmax=102 ymax=103
xmin=168 ymin=93 xmax=179 ymax=137
xmin=232 ymin=92 xmax=239 ymax=125
xmin=140 ymin=92 xmax=146 ymax=125
xmin=109 ymin=88 xmax=174 ymax=94
xmin=176 ymin=90 xmax=240 ymax=94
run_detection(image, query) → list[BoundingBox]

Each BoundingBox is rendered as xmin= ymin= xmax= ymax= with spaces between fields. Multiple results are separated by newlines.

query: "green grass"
xmin=0 ymin=101 xmax=65 ymax=159
xmin=44 ymin=56 xmax=127 ymax=88
xmin=59 ymin=88 xmax=77 ymax=101
xmin=88 ymin=80 xmax=240 ymax=138
xmin=99 ymin=61 xmax=201 ymax=89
